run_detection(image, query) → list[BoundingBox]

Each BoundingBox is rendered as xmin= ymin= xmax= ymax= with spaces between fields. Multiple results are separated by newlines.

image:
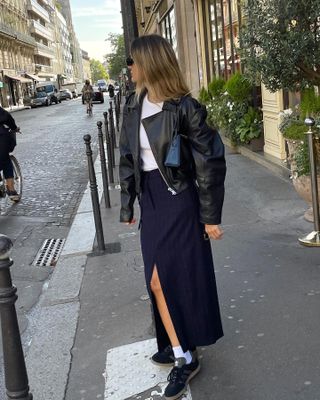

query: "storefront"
xmin=3 ymin=74 xmax=33 ymax=107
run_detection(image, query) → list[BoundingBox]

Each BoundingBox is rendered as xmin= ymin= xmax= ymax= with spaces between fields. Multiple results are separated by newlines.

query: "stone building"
xmin=81 ymin=50 xmax=91 ymax=82
xmin=58 ymin=0 xmax=84 ymax=83
xmin=131 ymin=0 xmax=288 ymax=160
xmin=0 ymin=0 xmax=36 ymax=107
xmin=27 ymin=0 xmax=56 ymax=81
xmin=52 ymin=7 xmax=74 ymax=85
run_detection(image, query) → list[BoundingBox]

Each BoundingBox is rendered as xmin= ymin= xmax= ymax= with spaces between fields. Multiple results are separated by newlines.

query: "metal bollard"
xmin=83 ymin=135 xmax=106 ymax=252
xmin=97 ymin=121 xmax=111 ymax=208
xmin=108 ymin=107 xmax=116 ymax=165
xmin=0 ymin=234 xmax=33 ymax=400
xmin=299 ymin=117 xmax=320 ymax=246
xmin=103 ymin=112 xmax=114 ymax=183
xmin=109 ymin=102 xmax=117 ymax=149
xmin=115 ymin=95 xmax=120 ymax=133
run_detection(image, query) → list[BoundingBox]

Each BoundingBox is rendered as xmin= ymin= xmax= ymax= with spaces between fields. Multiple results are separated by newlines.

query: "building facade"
xmin=52 ymin=8 xmax=73 ymax=84
xmin=81 ymin=50 xmax=91 ymax=82
xmin=131 ymin=0 xmax=287 ymax=160
xmin=27 ymin=0 xmax=56 ymax=81
xmin=58 ymin=0 xmax=84 ymax=83
xmin=0 ymin=0 xmax=36 ymax=107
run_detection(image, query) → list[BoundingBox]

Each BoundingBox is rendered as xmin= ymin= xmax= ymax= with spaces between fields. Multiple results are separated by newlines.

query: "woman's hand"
xmin=125 ymin=218 xmax=137 ymax=225
xmin=205 ymin=224 xmax=223 ymax=240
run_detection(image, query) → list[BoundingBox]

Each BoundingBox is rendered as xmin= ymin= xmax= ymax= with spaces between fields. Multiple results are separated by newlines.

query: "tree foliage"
xmin=240 ymin=0 xmax=320 ymax=92
xmin=105 ymin=34 xmax=126 ymax=80
xmin=90 ymin=59 xmax=108 ymax=83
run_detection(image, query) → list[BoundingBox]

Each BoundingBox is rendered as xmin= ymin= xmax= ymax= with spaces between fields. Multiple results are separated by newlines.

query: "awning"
xmin=5 ymin=74 xmax=32 ymax=83
xmin=25 ymin=73 xmax=40 ymax=82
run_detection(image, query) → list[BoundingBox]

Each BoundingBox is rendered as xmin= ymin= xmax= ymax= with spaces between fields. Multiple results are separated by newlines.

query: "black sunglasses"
xmin=126 ymin=56 xmax=134 ymax=66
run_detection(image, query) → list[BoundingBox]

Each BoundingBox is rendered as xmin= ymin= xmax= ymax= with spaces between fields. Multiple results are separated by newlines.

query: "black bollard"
xmin=0 ymin=234 xmax=33 ymax=400
xmin=299 ymin=118 xmax=320 ymax=246
xmin=108 ymin=108 xmax=116 ymax=165
xmin=83 ymin=135 xmax=106 ymax=252
xmin=115 ymin=96 xmax=120 ymax=133
xmin=103 ymin=112 xmax=114 ymax=183
xmin=109 ymin=102 xmax=117 ymax=149
xmin=97 ymin=121 xmax=111 ymax=208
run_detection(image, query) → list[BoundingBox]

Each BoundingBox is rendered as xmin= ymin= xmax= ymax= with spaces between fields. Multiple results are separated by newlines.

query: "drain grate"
xmin=33 ymin=238 xmax=65 ymax=267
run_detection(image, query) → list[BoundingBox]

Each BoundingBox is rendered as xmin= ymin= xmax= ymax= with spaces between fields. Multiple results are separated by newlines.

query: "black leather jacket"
xmin=119 ymin=92 xmax=226 ymax=225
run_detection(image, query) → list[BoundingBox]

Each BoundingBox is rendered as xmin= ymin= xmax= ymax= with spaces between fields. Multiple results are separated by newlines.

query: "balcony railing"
xmin=27 ymin=0 xmax=50 ymax=23
xmin=35 ymin=42 xmax=55 ymax=59
xmin=35 ymin=64 xmax=53 ymax=74
xmin=30 ymin=20 xmax=52 ymax=41
xmin=0 ymin=22 xmax=37 ymax=47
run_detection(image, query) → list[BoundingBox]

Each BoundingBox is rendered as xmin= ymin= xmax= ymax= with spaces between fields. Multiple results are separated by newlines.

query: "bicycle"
xmin=87 ymin=100 xmax=93 ymax=116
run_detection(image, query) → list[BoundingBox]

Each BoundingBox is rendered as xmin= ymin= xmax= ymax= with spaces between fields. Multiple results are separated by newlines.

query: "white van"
xmin=36 ymin=81 xmax=61 ymax=104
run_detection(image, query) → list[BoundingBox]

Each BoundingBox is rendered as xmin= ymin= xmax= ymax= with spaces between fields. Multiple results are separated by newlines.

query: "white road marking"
xmin=104 ymin=338 xmax=192 ymax=400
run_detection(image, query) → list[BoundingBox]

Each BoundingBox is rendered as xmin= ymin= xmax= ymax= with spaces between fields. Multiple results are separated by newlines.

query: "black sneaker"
xmin=7 ymin=190 xmax=20 ymax=202
xmin=151 ymin=345 xmax=175 ymax=367
xmin=164 ymin=356 xmax=200 ymax=400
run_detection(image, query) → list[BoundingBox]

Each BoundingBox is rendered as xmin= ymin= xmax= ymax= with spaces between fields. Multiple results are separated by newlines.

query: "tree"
xmin=90 ymin=59 xmax=109 ymax=83
xmin=105 ymin=34 xmax=126 ymax=80
xmin=240 ymin=0 xmax=320 ymax=92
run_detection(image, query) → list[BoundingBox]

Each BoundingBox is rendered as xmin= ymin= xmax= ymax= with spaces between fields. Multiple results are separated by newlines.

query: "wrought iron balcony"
xmin=30 ymin=19 xmax=52 ymax=41
xmin=35 ymin=42 xmax=55 ymax=59
xmin=27 ymin=0 xmax=50 ymax=23
xmin=0 ymin=22 xmax=36 ymax=47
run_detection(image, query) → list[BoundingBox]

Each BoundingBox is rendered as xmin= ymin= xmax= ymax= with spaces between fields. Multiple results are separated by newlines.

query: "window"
xmin=160 ymin=8 xmax=178 ymax=58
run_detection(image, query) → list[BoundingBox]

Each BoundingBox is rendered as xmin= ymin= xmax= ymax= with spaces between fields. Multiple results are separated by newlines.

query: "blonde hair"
xmin=131 ymin=34 xmax=190 ymax=101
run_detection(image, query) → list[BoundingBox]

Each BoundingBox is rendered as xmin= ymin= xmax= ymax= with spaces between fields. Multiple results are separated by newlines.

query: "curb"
xmin=25 ymin=154 xmax=106 ymax=400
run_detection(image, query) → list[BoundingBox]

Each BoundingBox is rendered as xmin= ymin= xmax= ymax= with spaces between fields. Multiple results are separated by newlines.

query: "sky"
xmin=70 ymin=0 xmax=123 ymax=61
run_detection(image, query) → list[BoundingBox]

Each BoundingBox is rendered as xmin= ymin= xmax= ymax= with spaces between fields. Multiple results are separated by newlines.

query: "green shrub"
xmin=225 ymin=73 xmax=252 ymax=103
xmin=282 ymin=121 xmax=307 ymax=140
xmin=294 ymin=141 xmax=310 ymax=176
xmin=235 ymin=107 xmax=263 ymax=144
xmin=198 ymin=87 xmax=211 ymax=105
xmin=208 ymin=78 xmax=226 ymax=98
xmin=300 ymin=88 xmax=320 ymax=118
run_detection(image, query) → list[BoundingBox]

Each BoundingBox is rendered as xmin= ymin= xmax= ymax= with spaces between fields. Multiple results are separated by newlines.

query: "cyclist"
xmin=0 ymin=106 xmax=20 ymax=201
xmin=82 ymin=80 xmax=94 ymax=114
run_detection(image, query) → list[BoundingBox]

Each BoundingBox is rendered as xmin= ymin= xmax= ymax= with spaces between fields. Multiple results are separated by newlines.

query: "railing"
xmin=0 ymin=22 xmax=36 ymax=47
xmin=30 ymin=19 xmax=52 ymax=41
xmin=35 ymin=64 xmax=53 ymax=73
xmin=27 ymin=0 xmax=50 ymax=23
xmin=35 ymin=42 xmax=55 ymax=58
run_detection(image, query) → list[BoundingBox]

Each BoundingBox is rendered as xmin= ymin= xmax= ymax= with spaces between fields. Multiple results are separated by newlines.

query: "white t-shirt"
xmin=140 ymin=95 xmax=164 ymax=171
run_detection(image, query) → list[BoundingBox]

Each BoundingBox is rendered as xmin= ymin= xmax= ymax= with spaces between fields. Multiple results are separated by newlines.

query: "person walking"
xmin=0 ymin=106 xmax=20 ymax=201
xmin=119 ymin=34 xmax=226 ymax=400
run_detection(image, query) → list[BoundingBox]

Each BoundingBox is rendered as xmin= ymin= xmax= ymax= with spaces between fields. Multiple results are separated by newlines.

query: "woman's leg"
xmin=150 ymin=266 xmax=180 ymax=347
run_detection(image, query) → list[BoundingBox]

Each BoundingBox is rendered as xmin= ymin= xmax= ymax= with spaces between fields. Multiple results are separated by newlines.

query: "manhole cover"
xmin=32 ymin=238 xmax=65 ymax=267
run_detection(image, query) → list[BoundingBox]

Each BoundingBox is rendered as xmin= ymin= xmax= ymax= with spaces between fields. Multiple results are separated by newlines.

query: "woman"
xmin=119 ymin=34 xmax=226 ymax=400
xmin=0 ymin=106 xmax=20 ymax=201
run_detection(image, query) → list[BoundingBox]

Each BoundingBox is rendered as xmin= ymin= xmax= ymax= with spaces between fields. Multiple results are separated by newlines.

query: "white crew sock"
xmin=172 ymin=346 xmax=193 ymax=364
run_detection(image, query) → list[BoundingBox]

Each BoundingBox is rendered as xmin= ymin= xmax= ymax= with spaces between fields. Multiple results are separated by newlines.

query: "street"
xmin=0 ymin=94 xmax=112 ymax=335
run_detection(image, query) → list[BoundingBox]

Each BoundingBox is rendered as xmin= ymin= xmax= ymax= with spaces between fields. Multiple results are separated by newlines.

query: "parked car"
xmin=82 ymin=86 xmax=104 ymax=104
xmin=59 ymin=89 xmax=72 ymax=100
xmin=30 ymin=91 xmax=52 ymax=108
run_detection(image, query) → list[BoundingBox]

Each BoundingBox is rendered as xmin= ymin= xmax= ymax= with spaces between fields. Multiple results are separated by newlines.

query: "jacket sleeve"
xmin=0 ymin=107 xmax=18 ymax=131
xmin=184 ymin=98 xmax=226 ymax=225
xmin=119 ymin=103 xmax=136 ymax=222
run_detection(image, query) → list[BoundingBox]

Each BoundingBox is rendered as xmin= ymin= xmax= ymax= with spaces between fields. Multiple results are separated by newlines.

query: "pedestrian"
xmin=119 ymin=34 xmax=226 ymax=400
xmin=0 ymin=106 xmax=20 ymax=201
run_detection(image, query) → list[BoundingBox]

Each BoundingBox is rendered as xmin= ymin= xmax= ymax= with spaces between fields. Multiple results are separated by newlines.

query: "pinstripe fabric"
xmin=140 ymin=169 xmax=223 ymax=352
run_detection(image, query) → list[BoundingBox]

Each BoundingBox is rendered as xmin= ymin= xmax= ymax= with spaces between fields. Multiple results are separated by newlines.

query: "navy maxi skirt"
xmin=140 ymin=169 xmax=223 ymax=352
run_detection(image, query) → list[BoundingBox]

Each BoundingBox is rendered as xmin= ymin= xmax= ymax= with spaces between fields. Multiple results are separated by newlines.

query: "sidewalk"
xmin=4 ymin=105 xmax=31 ymax=113
xmin=22 ymin=115 xmax=320 ymax=399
